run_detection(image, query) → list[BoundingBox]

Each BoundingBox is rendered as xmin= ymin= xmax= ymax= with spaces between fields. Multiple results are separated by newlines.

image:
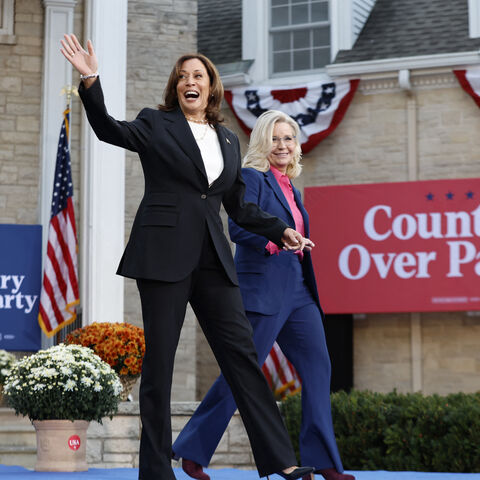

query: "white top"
xmin=188 ymin=121 xmax=224 ymax=186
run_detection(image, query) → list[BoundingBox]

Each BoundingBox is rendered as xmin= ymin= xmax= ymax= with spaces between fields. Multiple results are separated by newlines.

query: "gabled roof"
xmin=197 ymin=0 xmax=480 ymax=70
xmin=198 ymin=0 xmax=242 ymax=64
xmin=334 ymin=0 xmax=480 ymax=64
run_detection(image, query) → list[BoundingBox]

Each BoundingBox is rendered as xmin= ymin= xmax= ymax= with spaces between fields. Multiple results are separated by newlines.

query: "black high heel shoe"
xmin=267 ymin=466 xmax=315 ymax=480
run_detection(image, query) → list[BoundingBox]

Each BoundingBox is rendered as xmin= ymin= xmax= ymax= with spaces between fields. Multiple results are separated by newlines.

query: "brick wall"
xmin=300 ymin=82 xmax=480 ymax=394
xmin=0 ymin=0 xmax=44 ymax=225
xmin=86 ymin=402 xmax=255 ymax=469
xmin=0 ymin=0 xmax=84 ymax=224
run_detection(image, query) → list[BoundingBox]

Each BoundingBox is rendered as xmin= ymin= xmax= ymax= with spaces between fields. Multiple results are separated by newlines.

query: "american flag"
xmin=38 ymin=108 xmax=80 ymax=337
xmin=262 ymin=342 xmax=301 ymax=400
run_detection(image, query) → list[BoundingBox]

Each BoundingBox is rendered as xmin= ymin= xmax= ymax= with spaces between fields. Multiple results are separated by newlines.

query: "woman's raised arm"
xmin=60 ymin=33 xmax=98 ymax=89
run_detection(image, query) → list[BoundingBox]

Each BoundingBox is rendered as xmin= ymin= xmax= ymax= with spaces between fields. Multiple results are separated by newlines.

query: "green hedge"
xmin=280 ymin=390 xmax=480 ymax=472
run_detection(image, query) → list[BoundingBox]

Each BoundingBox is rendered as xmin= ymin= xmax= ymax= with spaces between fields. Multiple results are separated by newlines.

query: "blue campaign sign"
xmin=0 ymin=224 xmax=42 ymax=351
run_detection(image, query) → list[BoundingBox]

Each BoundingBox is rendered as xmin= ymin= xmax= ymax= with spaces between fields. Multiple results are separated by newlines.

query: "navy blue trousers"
xmin=173 ymin=258 xmax=344 ymax=472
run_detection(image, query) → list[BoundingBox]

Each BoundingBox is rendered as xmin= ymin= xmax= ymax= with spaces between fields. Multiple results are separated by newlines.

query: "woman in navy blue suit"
xmin=173 ymin=111 xmax=354 ymax=480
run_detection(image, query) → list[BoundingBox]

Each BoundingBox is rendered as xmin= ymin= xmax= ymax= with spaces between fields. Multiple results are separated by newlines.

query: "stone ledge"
xmin=170 ymin=401 xmax=202 ymax=415
xmin=0 ymin=402 xmax=256 ymax=469
xmin=0 ymin=445 xmax=35 ymax=453
xmin=116 ymin=401 xmax=140 ymax=415
xmin=118 ymin=400 xmax=279 ymax=415
xmin=117 ymin=401 xmax=204 ymax=415
xmin=0 ymin=424 xmax=34 ymax=432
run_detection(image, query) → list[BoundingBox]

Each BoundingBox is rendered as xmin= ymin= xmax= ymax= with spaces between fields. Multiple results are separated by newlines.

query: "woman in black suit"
xmin=60 ymin=34 xmax=314 ymax=480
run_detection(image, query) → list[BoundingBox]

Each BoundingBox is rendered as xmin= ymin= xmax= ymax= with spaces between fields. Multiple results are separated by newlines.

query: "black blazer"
xmin=78 ymin=79 xmax=289 ymax=284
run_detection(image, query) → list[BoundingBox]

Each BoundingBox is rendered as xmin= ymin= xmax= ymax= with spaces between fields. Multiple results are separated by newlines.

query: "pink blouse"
xmin=265 ymin=166 xmax=304 ymax=257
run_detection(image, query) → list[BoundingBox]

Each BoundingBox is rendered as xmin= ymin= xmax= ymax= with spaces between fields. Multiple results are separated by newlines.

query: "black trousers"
xmin=136 ymin=232 xmax=297 ymax=480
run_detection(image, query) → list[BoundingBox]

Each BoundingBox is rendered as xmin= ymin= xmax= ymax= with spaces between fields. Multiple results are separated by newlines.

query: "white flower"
xmin=112 ymin=379 xmax=123 ymax=396
xmin=3 ymin=343 xmax=122 ymax=422
xmin=64 ymin=379 xmax=76 ymax=391
xmin=81 ymin=376 xmax=93 ymax=386
xmin=34 ymin=367 xmax=58 ymax=378
xmin=60 ymin=366 xmax=72 ymax=375
xmin=0 ymin=349 xmax=16 ymax=381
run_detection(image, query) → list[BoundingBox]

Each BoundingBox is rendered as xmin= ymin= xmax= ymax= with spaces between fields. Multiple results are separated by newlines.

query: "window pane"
xmin=272 ymin=6 xmax=289 ymax=27
xmin=293 ymin=49 xmax=310 ymax=70
xmin=312 ymin=1 xmax=329 ymax=22
xmin=313 ymin=26 xmax=330 ymax=46
xmin=292 ymin=4 xmax=308 ymax=24
xmin=293 ymin=29 xmax=310 ymax=49
xmin=273 ymin=31 xmax=291 ymax=51
xmin=313 ymin=47 xmax=330 ymax=69
xmin=270 ymin=0 xmax=332 ymax=74
xmin=273 ymin=51 xmax=291 ymax=73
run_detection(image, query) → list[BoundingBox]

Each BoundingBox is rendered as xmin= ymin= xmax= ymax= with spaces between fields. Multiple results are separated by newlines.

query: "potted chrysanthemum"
xmin=65 ymin=322 xmax=145 ymax=401
xmin=0 ymin=349 xmax=16 ymax=405
xmin=3 ymin=343 xmax=122 ymax=472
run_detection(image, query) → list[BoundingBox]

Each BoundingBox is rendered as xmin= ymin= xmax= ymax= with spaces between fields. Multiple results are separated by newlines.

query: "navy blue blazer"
xmin=228 ymin=168 xmax=323 ymax=317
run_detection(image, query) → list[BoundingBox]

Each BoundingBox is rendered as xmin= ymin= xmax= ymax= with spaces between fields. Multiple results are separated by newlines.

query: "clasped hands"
xmin=281 ymin=228 xmax=315 ymax=252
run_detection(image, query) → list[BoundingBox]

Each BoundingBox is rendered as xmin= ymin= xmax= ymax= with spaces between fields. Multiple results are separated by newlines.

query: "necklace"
xmin=185 ymin=115 xmax=208 ymax=124
xmin=192 ymin=123 xmax=210 ymax=141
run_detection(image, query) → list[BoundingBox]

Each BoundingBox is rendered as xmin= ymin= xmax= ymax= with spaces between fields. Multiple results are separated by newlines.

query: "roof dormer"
xmin=242 ymin=0 xmax=376 ymax=85
xmin=331 ymin=0 xmax=376 ymax=61
xmin=469 ymin=0 xmax=480 ymax=38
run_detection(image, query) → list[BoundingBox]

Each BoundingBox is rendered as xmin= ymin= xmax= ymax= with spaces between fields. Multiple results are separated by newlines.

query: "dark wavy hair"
xmin=158 ymin=53 xmax=224 ymax=125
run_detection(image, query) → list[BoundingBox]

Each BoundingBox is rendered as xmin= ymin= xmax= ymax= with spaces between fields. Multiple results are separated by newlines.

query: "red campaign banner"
xmin=304 ymin=178 xmax=480 ymax=314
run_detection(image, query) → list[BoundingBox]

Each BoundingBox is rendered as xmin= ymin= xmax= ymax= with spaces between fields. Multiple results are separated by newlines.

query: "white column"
xmin=242 ymin=0 xmax=269 ymax=83
xmin=40 ymin=0 xmax=77 ymax=347
xmin=469 ymin=0 xmax=480 ymax=38
xmin=80 ymin=0 xmax=128 ymax=325
xmin=330 ymin=0 xmax=354 ymax=61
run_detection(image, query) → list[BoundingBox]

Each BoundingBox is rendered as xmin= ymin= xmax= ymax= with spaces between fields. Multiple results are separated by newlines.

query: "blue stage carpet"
xmin=1 ymin=466 xmax=480 ymax=480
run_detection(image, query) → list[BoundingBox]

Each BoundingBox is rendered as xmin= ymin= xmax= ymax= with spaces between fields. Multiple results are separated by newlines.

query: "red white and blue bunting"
xmin=224 ymin=79 xmax=359 ymax=154
xmin=454 ymin=66 xmax=480 ymax=108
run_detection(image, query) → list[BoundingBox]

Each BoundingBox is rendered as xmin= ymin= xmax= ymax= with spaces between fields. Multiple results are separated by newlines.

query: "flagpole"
xmin=39 ymin=87 xmax=80 ymax=345
xmin=60 ymin=85 xmax=78 ymax=154
xmin=60 ymin=85 xmax=80 ymax=346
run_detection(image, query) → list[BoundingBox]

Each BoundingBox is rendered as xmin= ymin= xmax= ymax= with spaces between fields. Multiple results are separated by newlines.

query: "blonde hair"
xmin=243 ymin=110 xmax=302 ymax=179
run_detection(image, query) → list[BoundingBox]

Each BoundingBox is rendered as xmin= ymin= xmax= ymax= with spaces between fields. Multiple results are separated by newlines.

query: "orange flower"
xmin=66 ymin=322 xmax=145 ymax=376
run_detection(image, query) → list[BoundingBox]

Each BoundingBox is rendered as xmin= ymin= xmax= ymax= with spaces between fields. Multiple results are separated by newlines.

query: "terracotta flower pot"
xmin=33 ymin=419 xmax=89 ymax=471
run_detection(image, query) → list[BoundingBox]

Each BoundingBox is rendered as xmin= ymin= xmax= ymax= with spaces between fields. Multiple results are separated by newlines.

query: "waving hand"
xmin=60 ymin=33 xmax=98 ymax=81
